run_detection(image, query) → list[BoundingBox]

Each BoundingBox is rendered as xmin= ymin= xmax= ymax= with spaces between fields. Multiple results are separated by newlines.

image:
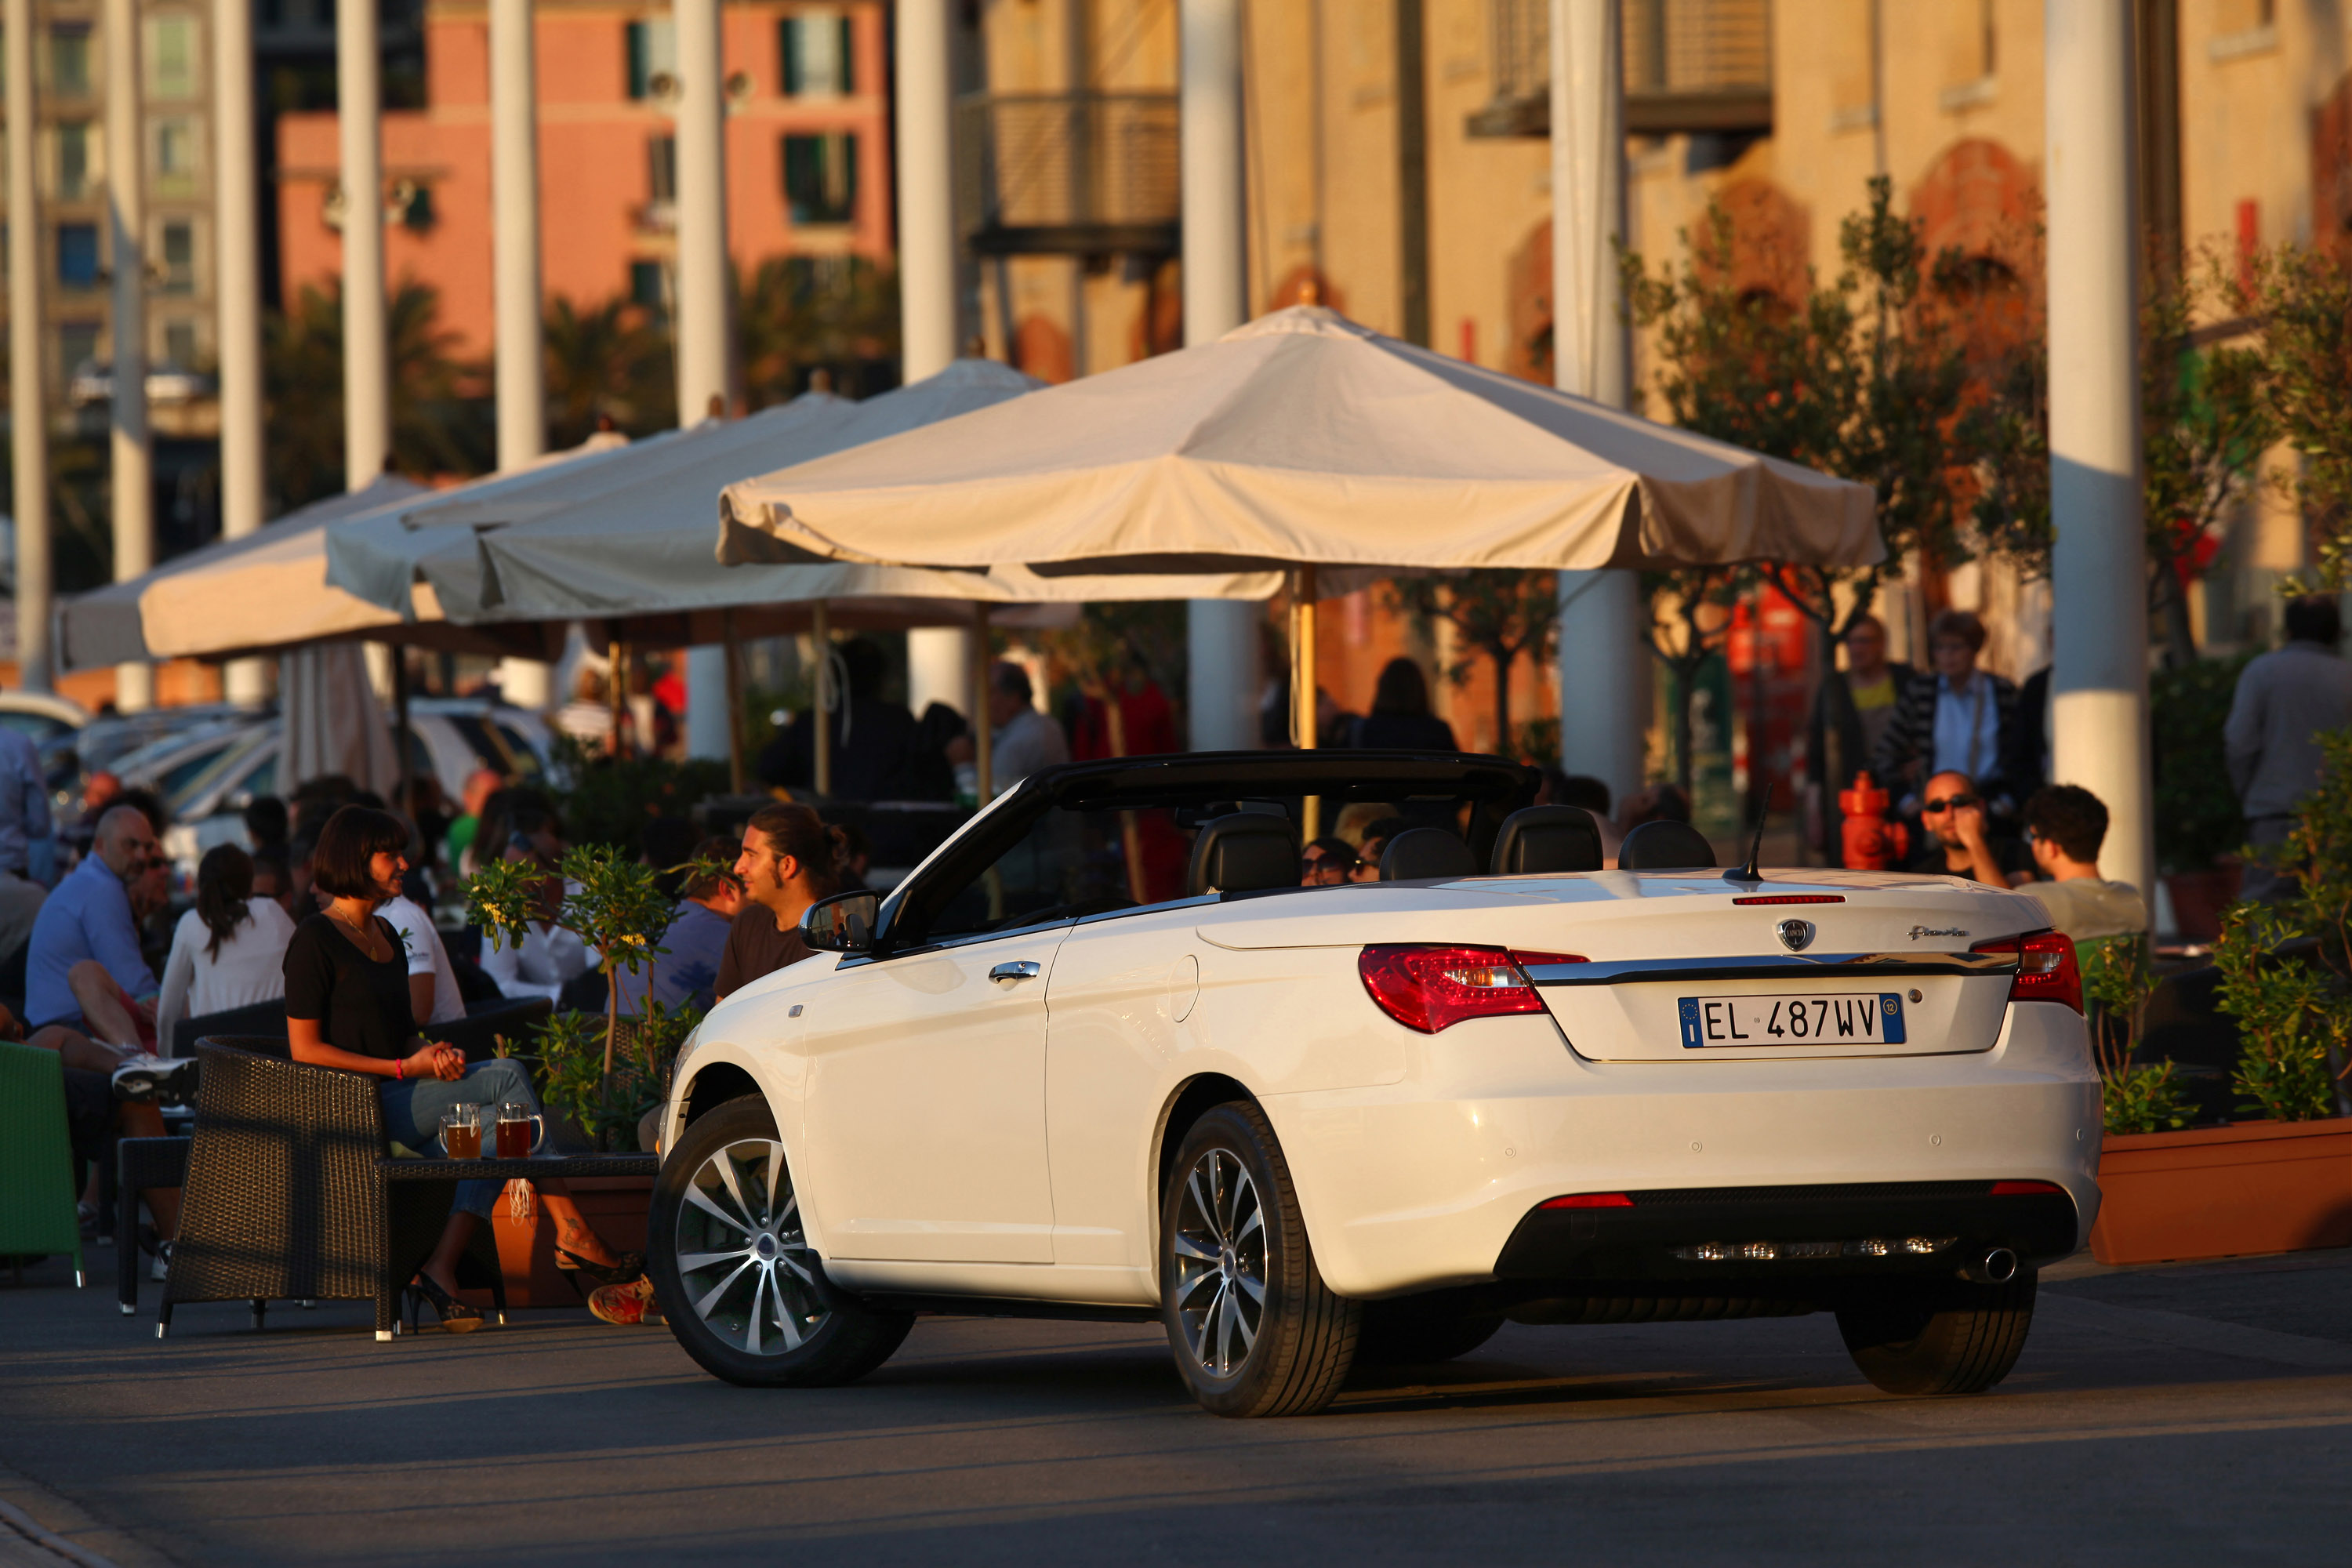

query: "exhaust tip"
xmin=1964 ymin=1247 xmax=2019 ymax=1284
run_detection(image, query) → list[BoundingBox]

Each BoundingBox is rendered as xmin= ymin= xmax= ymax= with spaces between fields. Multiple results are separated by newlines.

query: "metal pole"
xmin=1551 ymin=0 xmax=1645 ymax=807
xmin=338 ymin=0 xmax=390 ymax=487
xmin=607 ymin=637 xmax=628 ymax=758
xmin=393 ymin=645 xmax=412 ymax=807
xmin=722 ymin=608 xmax=746 ymax=793
xmin=216 ymin=0 xmax=270 ymax=706
xmin=676 ymin=0 xmax=731 ymax=759
xmin=810 ymin=600 xmax=832 ymax=796
xmin=2046 ymin=0 xmax=2153 ymax=898
xmin=1294 ymin=568 xmax=1319 ymax=841
xmin=972 ymin=604 xmax=993 ymax=803
xmin=104 ymin=0 xmax=153 ymax=711
xmin=6 ymin=0 xmax=51 ymax=693
xmin=1181 ymin=0 xmax=1259 ymax=752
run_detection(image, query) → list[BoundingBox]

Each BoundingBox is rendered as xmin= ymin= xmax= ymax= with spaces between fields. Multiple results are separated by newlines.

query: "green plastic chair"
xmin=0 ymin=1040 xmax=86 ymax=1287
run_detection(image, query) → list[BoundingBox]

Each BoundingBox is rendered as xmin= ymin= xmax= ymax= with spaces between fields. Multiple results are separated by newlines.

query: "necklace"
xmin=328 ymin=902 xmax=385 ymax=955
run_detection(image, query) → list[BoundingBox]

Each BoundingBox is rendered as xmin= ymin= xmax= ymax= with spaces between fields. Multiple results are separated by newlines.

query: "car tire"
xmin=1160 ymin=1101 xmax=1360 ymax=1417
xmin=650 ymin=1097 xmax=912 ymax=1388
xmin=1355 ymin=1299 xmax=1506 ymax=1367
xmin=1835 ymin=1272 xmax=2038 ymax=1396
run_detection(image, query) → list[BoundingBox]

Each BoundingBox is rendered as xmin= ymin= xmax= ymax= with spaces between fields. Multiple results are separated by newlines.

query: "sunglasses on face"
xmin=1922 ymin=793 xmax=1980 ymax=814
xmin=1302 ymin=851 xmax=1359 ymax=871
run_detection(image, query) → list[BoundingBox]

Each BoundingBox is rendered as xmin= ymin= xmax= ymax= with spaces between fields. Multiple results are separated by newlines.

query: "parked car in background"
xmin=0 ymin=691 xmax=90 ymax=750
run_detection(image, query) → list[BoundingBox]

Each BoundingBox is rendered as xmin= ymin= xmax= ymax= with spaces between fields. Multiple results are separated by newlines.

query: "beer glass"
xmin=495 ymin=1102 xmax=545 ymax=1159
xmin=439 ymin=1104 xmax=482 ymax=1160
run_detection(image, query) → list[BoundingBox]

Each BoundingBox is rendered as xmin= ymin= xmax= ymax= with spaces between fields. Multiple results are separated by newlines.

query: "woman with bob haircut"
xmin=284 ymin=805 xmax=637 ymax=1331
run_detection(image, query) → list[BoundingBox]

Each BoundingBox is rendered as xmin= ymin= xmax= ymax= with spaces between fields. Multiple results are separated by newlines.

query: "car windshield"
xmin=894 ymin=753 xmax=1534 ymax=948
xmin=167 ymin=729 xmax=273 ymax=819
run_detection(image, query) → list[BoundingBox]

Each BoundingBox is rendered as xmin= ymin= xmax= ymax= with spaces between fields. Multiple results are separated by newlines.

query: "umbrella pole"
xmin=972 ymin=604 xmax=993 ymax=804
xmin=608 ymin=636 xmax=628 ymax=759
xmin=722 ymin=607 xmax=746 ymax=795
xmin=811 ymin=599 xmax=831 ymax=797
xmin=1294 ymin=567 xmax=1319 ymax=842
xmin=391 ymin=644 xmax=412 ymax=810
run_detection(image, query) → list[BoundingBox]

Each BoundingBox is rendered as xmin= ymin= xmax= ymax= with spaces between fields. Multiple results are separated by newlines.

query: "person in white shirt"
xmin=947 ymin=661 xmax=1070 ymax=797
xmin=379 ymin=890 xmax=466 ymax=1026
xmin=154 ymin=844 xmax=299 ymax=1051
xmin=2020 ymin=784 xmax=2147 ymax=943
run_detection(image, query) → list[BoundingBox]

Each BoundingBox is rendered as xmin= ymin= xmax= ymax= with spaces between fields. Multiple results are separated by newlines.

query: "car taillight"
xmin=1358 ymin=944 xmax=1547 ymax=1033
xmin=1989 ymin=1180 xmax=2064 ymax=1196
xmin=1971 ymin=929 xmax=2082 ymax=1013
xmin=1540 ymin=1192 xmax=1634 ymax=1209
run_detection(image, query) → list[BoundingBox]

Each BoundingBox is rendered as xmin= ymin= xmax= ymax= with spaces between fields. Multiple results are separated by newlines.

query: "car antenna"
xmin=1723 ymin=800 xmax=1768 ymax=885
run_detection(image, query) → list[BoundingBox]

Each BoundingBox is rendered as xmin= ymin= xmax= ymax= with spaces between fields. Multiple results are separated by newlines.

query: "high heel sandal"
xmin=556 ymin=1247 xmax=645 ymax=1286
xmin=406 ymin=1272 xmax=485 ymax=1334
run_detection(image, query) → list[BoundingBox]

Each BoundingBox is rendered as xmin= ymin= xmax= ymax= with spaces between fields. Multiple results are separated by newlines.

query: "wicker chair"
xmin=162 ymin=1035 xmax=655 ymax=1341
xmin=161 ymin=1037 xmax=508 ymax=1340
xmin=115 ymin=1137 xmax=190 ymax=1314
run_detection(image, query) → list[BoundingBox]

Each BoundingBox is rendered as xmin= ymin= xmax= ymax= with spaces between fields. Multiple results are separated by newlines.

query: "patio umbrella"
xmin=717 ymin=305 xmax=1880 ymax=833
xmin=327 ymin=361 xmax=1286 ymax=795
xmin=281 ymin=642 xmax=401 ymax=797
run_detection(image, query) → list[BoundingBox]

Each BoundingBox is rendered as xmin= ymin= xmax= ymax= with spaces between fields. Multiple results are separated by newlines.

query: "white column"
xmin=489 ymin=0 xmax=554 ymax=711
xmin=6 ymin=0 xmax=50 ymax=692
xmin=338 ymin=0 xmax=390 ymax=487
xmin=898 ymin=0 xmax=975 ymax=717
xmin=1181 ymin=0 xmax=1258 ymax=750
xmin=215 ymin=0 xmax=270 ymax=705
xmin=1551 ymin=0 xmax=1642 ymax=802
xmin=674 ymin=0 xmax=730 ymax=759
xmin=492 ymin=0 xmax=543 ymax=466
xmin=104 ymin=0 xmax=153 ymax=710
xmin=2045 ymin=0 xmax=2152 ymax=897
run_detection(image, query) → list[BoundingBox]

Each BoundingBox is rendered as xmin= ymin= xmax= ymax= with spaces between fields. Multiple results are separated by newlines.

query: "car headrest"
xmin=1186 ymin=812 xmax=1301 ymax=896
xmin=1490 ymin=806 xmax=1605 ymax=875
xmin=1379 ymin=827 xmax=1481 ymax=881
xmin=1617 ymin=819 xmax=1717 ymax=871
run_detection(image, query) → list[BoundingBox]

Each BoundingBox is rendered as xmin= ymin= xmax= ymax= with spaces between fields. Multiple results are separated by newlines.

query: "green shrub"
xmin=2080 ymin=933 xmax=2194 ymax=1134
xmin=552 ymin=740 xmax=733 ymax=851
xmin=2148 ymin=653 xmax=2251 ymax=873
xmin=2214 ymin=902 xmax=2346 ymax=1122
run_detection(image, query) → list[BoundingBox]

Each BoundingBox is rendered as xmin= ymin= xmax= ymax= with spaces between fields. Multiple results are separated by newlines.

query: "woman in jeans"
xmin=285 ymin=805 xmax=636 ymax=1331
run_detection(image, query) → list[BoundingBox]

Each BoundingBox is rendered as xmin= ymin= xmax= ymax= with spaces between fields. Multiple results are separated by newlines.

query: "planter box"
xmin=2161 ymin=865 xmax=2243 ymax=944
xmin=2089 ymin=1116 xmax=2352 ymax=1265
xmin=457 ymin=1176 xmax=654 ymax=1309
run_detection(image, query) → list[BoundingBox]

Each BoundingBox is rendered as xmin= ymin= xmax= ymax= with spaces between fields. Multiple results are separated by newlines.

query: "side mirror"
xmin=800 ymin=888 xmax=879 ymax=953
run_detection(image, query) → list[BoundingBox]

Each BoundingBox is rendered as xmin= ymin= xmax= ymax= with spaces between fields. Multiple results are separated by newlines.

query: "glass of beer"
xmin=495 ymin=1102 xmax=544 ymax=1159
xmin=439 ymin=1104 xmax=482 ymax=1160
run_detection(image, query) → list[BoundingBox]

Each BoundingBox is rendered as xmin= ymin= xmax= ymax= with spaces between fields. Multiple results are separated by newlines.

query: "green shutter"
xmin=626 ymin=20 xmax=649 ymax=100
xmin=836 ymin=16 xmax=855 ymax=93
xmin=780 ymin=17 xmax=801 ymax=96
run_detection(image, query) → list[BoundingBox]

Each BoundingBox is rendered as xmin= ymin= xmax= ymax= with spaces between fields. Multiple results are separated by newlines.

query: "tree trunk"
xmin=2155 ymin=567 xmax=2198 ymax=668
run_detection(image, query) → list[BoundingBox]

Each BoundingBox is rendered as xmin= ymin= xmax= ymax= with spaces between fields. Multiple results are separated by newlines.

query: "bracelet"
xmin=394 ymin=1056 xmax=405 ymax=1080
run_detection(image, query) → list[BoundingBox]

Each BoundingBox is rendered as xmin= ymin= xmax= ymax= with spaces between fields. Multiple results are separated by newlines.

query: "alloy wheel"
xmin=1171 ymin=1148 xmax=1267 ymax=1377
xmin=673 ymin=1137 xmax=828 ymax=1357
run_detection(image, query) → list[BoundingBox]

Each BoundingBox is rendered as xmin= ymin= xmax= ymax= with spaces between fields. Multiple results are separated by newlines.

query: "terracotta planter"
xmin=456 ymin=1176 xmax=653 ymax=1309
xmin=2162 ymin=865 xmax=2244 ymax=944
xmin=2089 ymin=1116 xmax=2352 ymax=1265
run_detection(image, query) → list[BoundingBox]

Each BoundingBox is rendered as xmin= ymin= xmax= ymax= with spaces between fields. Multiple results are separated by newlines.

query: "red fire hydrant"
xmin=1839 ymin=771 xmax=1909 ymax=870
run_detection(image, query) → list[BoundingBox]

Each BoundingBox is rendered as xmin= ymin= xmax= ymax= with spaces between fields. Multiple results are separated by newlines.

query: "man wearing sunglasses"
xmin=1300 ymin=838 xmax=1359 ymax=887
xmin=1915 ymin=770 xmax=2032 ymax=888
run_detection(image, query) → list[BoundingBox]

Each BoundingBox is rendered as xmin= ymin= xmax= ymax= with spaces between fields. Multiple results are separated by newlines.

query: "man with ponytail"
xmin=713 ymin=804 xmax=840 ymax=1003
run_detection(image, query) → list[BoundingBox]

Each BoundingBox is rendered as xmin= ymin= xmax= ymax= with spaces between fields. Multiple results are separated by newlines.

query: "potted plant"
xmin=2090 ymin=732 xmax=2352 ymax=1265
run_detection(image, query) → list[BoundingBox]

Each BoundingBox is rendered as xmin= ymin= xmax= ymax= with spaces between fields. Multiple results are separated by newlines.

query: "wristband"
xmin=395 ymin=1056 xmax=405 ymax=1080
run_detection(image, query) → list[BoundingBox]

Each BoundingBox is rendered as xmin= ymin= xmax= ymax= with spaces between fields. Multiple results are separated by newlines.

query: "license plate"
xmin=1677 ymin=993 xmax=1907 ymax=1049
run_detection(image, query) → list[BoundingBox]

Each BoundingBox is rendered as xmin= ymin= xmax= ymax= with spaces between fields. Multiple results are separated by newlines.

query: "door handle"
xmin=989 ymin=960 xmax=1042 ymax=983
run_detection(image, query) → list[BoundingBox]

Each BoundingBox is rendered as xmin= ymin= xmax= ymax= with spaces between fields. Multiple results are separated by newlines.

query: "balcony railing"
xmin=955 ymin=91 xmax=1181 ymax=256
xmin=1468 ymin=0 xmax=1773 ymax=139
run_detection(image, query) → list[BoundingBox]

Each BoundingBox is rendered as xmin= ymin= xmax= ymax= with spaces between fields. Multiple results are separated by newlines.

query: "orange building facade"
xmin=275 ymin=0 xmax=894 ymax=358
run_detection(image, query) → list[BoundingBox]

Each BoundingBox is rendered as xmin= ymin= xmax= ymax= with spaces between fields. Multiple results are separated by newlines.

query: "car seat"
xmin=1185 ymin=813 xmax=1300 ymax=895
xmin=1378 ymin=827 xmax=1480 ymax=880
xmin=1617 ymin=819 xmax=1717 ymax=870
xmin=1490 ymin=807 xmax=1604 ymax=874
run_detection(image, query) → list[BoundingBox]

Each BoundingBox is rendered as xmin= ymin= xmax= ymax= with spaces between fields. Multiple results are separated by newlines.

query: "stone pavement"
xmin=3 ymin=1247 xmax=2350 ymax=1565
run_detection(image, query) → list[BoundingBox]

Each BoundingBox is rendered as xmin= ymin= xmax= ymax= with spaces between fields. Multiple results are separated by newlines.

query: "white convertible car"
xmin=651 ymin=752 xmax=2100 ymax=1417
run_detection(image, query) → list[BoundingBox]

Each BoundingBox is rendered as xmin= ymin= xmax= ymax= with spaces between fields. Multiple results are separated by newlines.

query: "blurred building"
xmin=274 ymin=0 xmax=894 ymax=358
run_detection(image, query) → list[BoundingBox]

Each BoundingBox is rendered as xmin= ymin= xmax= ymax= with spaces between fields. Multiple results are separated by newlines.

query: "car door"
xmin=797 ymin=923 xmax=1071 ymax=1265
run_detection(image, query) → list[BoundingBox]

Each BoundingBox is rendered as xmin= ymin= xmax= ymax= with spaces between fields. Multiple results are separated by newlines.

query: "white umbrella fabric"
xmin=717 ymin=306 xmax=1881 ymax=576
xmin=280 ymin=641 xmax=401 ymax=797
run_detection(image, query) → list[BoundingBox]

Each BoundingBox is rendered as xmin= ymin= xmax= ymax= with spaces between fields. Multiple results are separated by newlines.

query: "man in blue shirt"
xmin=27 ymin=806 xmax=172 ymax=1069
xmin=616 ymin=838 xmax=743 ymax=1016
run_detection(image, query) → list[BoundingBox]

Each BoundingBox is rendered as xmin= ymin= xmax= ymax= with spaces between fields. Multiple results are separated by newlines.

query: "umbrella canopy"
xmin=50 ymin=476 xmax=490 ymax=672
xmin=328 ymin=361 xmax=1285 ymax=632
xmin=717 ymin=306 xmax=1881 ymax=576
xmin=281 ymin=643 xmax=400 ymax=797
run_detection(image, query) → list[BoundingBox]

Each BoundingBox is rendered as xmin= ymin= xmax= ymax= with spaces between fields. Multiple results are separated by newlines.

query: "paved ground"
xmin=5 ymin=1247 xmax=2352 ymax=1566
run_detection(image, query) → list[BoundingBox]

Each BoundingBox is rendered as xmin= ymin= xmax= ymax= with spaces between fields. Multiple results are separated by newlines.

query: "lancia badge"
xmin=1776 ymin=918 xmax=1814 ymax=953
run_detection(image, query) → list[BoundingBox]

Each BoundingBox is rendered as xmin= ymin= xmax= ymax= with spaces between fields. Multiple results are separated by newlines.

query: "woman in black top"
xmin=285 ymin=806 xmax=635 ymax=1331
xmin=1346 ymin=659 xmax=1460 ymax=751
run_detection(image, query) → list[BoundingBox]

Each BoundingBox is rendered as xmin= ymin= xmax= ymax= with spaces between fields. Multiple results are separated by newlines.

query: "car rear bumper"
xmin=1264 ymin=1000 xmax=2100 ymax=1299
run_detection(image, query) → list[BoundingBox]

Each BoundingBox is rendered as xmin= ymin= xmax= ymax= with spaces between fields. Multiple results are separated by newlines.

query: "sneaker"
xmin=588 ymin=1277 xmax=661 ymax=1327
xmin=151 ymin=1241 xmax=172 ymax=1283
xmin=77 ymin=1201 xmax=99 ymax=1241
xmin=111 ymin=1054 xmax=195 ymax=1105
